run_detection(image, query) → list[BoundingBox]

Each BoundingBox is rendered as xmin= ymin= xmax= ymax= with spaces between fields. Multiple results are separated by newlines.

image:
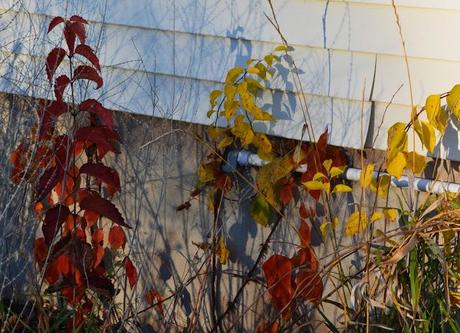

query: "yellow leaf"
xmin=198 ymin=161 xmax=220 ymax=184
xmin=210 ymin=90 xmax=222 ymax=108
xmin=435 ymin=108 xmax=449 ymax=134
xmin=253 ymin=133 xmax=272 ymax=161
xmin=387 ymin=151 xmax=406 ymax=179
xmin=387 ymin=122 xmax=408 ymax=160
xmin=313 ymin=172 xmax=327 ymax=181
xmin=221 ymin=100 xmax=239 ymax=121
xmin=247 ymin=67 xmax=260 ymax=74
xmin=370 ymin=174 xmax=391 ymax=198
xmin=208 ymin=127 xmax=226 ymax=139
xmin=216 ymin=238 xmax=229 ymax=265
xmin=345 ymin=211 xmax=368 ymax=236
xmin=447 ymin=84 xmax=460 ymax=118
xmin=264 ymin=54 xmax=274 ymax=66
xmin=330 ymin=166 xmax=345 ymax=178
xmin=323 ymin=159 xmax=332 ymax=173
xmin=238 ymin=82 xmax=272 ymax=121
xmin=231 ymin=115 xmax=254 ymax=146
xmin=274 ymin=45 xmax=288 ymax=52
xmin=320 ymin=221 xmax=330 ymax=240
xmin=250 ymin=195 xmax=272 ymax=226
xmin=360 ymin=164 xmax=374 ymax=189
xmin=371 ymin=211 xmax=383 ymax=223
xmin=406 ymin=151 xmax=426 ymax=174
xmin=217 ymin=136 xmax=233 ymax=150
xmin=225 ymin=67 xmax=244 ymax=84
xmin=207 ymin=110 xmax=215 ymax=118
xmin=333 ymin=184 xmax=352 ymax=193
xmin=304 ymin=180 xmax=325 ymax=191
xmin=304 ymin=180 xmax=330 ymax=192
xmin=414 ymin=120 xmax=436 ymax=153
xmin=425 ymin=94 xmax=440 ymax=125
xmin=384 ymin=208 xmax=398 ymax=222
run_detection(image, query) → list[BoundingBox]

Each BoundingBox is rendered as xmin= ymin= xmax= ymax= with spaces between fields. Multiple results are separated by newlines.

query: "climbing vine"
xmin=10 ymin=15 xmax=136 ymax=330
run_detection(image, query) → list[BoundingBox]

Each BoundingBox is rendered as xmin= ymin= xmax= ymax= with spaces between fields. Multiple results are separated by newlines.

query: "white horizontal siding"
xmin=0 ymin=0 xmax=459 ymax=158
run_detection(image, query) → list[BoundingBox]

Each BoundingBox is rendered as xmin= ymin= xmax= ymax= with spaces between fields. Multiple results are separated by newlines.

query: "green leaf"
xmin=250 ymin=194 xmax=272 ymax=226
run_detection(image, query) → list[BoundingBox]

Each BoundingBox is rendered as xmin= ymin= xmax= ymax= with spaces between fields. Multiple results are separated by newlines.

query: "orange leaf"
xmin=298 ymin=221 xmax=311 ymax=247
xmin=296 ymin=270 xmax=323 ymax=303
xmin=256 ymin=322 xmax=279 ymax=333
xmin=262 ymin=255 xmax=295 ymax=319
xmin=124 ymin=256 xmax=137 ymax=288
xmin=145 ymin=289 xmax=164 ymax=316
xmin=109 ymin=225 xmax=126 ymax=250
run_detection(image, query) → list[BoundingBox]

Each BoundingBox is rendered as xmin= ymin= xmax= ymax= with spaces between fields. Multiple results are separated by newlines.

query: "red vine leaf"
xmin=75 ymin=45 xmax=100 ymax=71
xmin=73 ymin=65 xmax=103 ymax=88
xmin=48 ymin=16 xmax=64 ymax=33
xmin=256 ymin=322 xmax=279 ymax=333
xmin=69 ymin=15 xmax=88 ymax=24
xmin=262 ymin=254 xmax=295 ymax=319
xmin=145 ymin=290 xmax=164 ymax=316
xmin=79 ymin=191 xmax=130 ymax=228
xmin=46 ymin=48 xmax=67 ymax=81
xmin=280 ymin=181 xmax=294 ymax=206
xmin=64 ymin=21 xmax=86 ymax=54
xmin=37 ymin=100 xmax=68 ymax=139
xmin=298 ymin=221 xmax=311 ymax=247
xmin=317 ymin=127 xmax=328 ymax=152
xmin=54 ymin=75 xmax=70 ymax=102
xmin=42 ymin=205 xmax=71 ymax=245
xmin=108 ymin=225 xmax=126 ymax=250
xmin=36 ymin=166 xmax=64 ymax=203
xmin=75 ymin=126 xmax=119 ymax=157
xmin=124 ymin=256 xmax=137 ymax=288
xmin=79 ymin=99 xmax=113 ymax=129
xmin=296 ymin=270 xmax=323 ymax=303
xmin=34 ymin=237 xmax=48 ymax=268
xmin=79 ymin=162 xmax=120 ymax=195
xmin=88 ymin=274 xmax=115 ymax=298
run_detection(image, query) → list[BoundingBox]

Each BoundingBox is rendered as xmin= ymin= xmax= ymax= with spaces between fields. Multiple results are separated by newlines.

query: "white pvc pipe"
xmin=224 ymin=150 xmax=460 ymax=194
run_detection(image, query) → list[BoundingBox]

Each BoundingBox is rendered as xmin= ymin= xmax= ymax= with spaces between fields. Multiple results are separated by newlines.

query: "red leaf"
xmin=75 ymin=45 xmax=100 ymax=71
xmin=63 ymin=23 xmax=76 ymax=55
xmin=68 ymin=21 xmax=86 ymax=46
xmin=54 ymin=75 xmax=70 ymax=102
xmin=34 ymin=237 xmax=48 ymax=267
xmin=291 ymin=247 xmax=318 ymax=272
xmin=38 ymin=101 xmax=68 ymax=139
xmin=296 ymin=270 xmax=323 ymax=303
xmin=55 ymin=255 xmax=71 ymax=276
xmin=75 ymin=126 xmax=119 ymax=157
xmin=124 ymin=256 xmax=137 ymax=288
xmin=108 ymin=225 xmax=126 ymax=250
xmin=46 ymin=48 xmax=67 ymax=81
xmin=280 ymin=182 xmax=294 ymax=206
xmin=79 ymin=99 xmax=113 ymax=129
xmin=145 ymin=290 xmax=164 ymax=316
xmin=42 ymin=205 xmax=70 ymax=245
xmin=79 ymin=162 xmax=120 ymax=195
xmin=36 ymin=166 xmax=64 ymax=202
xmin=91 ymin=228 xmax=104 ymax=245
xmin=298 ymin=221 xmax=311 ymax=247
xmin=299 ymin=203 xmax=315 ymax=219
xmin=73 ymin=65 xmax=102 ymax=88
xmin=256 ymin=322 xmax=279 ymax=333
xmin=93 ymin=244 xmax=104 ymax=268
xmin=262 ymin=254 xmax=295 ymax=319
xmin=69 ymin=15 xmax=88 ymax=24
xmin=79 ymin=191 xmax=130 ymax=228
xmin=48 ymin=16 xmax=64 ymax=33
xmin=317 ymin=127 xmax=328 ymax=152
xmin=88 ymin=274 xmax=115 ymax=298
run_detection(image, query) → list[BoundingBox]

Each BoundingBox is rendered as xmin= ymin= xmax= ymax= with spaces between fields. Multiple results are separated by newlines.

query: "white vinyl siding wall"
xmin=1 ymin=0 xmax=460 ymax=158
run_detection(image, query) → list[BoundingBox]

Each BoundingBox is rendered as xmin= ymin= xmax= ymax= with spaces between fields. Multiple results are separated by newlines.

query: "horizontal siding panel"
xmin=1 ymin=0 xmax=459 ymax=158
xmin=3 ymin=9 xmax=459 ymax=109
xmin=4 ymin=0 xmax=460 ymax=62
xmin=342 ymin=0 xmax=460 ymax=10
xmin=0 ymin=51 xmax=371 ymax=149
